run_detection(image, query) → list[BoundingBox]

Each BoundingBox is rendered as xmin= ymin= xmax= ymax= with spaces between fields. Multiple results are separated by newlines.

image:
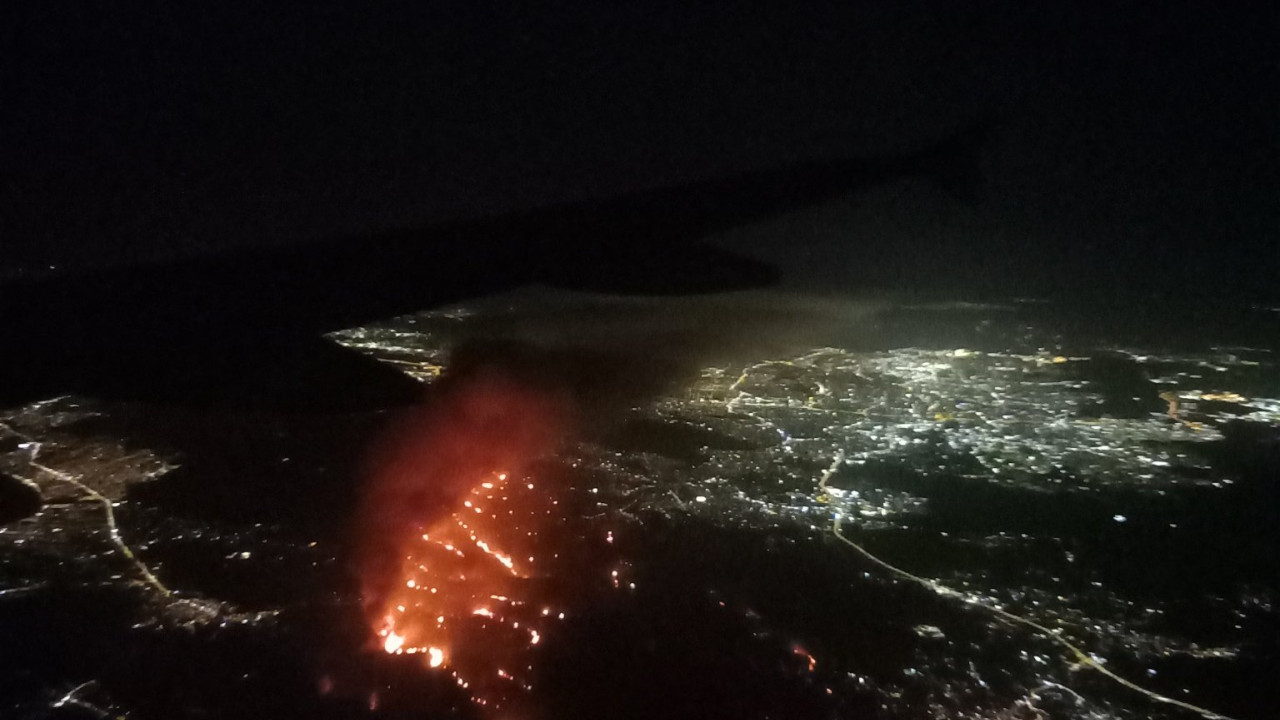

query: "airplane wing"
xmin=0 ymin=124 xmax=984 ymax=410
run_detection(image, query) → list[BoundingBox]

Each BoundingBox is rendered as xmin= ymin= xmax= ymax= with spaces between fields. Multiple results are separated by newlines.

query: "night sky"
xmin=3 ymin=2 xmax=1277 ymax=299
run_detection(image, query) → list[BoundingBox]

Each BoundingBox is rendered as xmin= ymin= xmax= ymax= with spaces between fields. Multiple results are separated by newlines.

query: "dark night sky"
xmin=3 ymin=2 xmax=1277 ymax=298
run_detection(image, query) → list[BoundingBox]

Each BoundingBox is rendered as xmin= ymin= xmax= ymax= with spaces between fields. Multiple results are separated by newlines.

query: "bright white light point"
xmin=383 ymin=632 xmax=406 ymax=654
xmin=427 ymin=647 xmax=444 ymax=668
xmin=611 ymin=570 xmax=619 ymax=577
xmin=498 ymin=473 xmax=508 ymax=480
xmin=406 ymin=579 xmax=416 ymax=588
xmin=396 ymin=605 xmax=405 ymax=612
xmin=541 ymin=607 xmax=551 ymax=616
xmin=464 ymin=501 xmax=473 ymax=508
xmin=473 ymin=607 xmax=494 ymax=617
xmin=527 ymin=483 xmax=534 ymax=490
xmin=437 ymin=615 xmax=445 ymax=623
xmin=606 ymin=531 xmax=614 ymax=543
xmin=557 ymin=612 xmax=565 ymax=619
xmin=481 ymin=482 xmax=494 ymax=489
xmin=1113 ymin=514 xmax=1127 ymax=522
xmin=530 ymin=630 xmax=541 ymax=644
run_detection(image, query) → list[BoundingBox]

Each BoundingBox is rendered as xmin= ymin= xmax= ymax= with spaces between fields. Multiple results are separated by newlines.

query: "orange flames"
xmin=353 ymin=367 xmax=574 ymax=711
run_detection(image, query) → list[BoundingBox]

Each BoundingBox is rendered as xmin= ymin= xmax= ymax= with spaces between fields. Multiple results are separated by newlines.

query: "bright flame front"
xmin=370 ymin=468 xmax=563 ymax=708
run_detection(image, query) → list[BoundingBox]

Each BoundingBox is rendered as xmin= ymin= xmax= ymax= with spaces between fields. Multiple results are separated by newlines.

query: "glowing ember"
xmin=383 ymin=631 xmax=406 ymax=654
xmin=793 ymin=644 xmax=818 ymax=672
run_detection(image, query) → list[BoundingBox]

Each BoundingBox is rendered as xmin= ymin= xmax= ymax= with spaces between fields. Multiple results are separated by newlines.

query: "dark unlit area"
xmin=3 ymin=3 xmax=1276 ymax=297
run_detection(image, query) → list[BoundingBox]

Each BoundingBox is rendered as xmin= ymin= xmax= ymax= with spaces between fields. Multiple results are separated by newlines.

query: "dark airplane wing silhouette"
xmin=0 ymin=124 xmax=984 ymax=410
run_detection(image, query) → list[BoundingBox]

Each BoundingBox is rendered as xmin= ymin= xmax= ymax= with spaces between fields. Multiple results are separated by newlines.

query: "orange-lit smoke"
xmin=354 ymin=367 xmax=571 ymax=612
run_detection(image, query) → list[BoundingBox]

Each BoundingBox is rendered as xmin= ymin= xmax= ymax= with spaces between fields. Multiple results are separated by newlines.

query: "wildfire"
xmin=353 ymin=367 xmax=574 ymax=712
xmin=370 ymin=468 xmax=564 ymax=707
